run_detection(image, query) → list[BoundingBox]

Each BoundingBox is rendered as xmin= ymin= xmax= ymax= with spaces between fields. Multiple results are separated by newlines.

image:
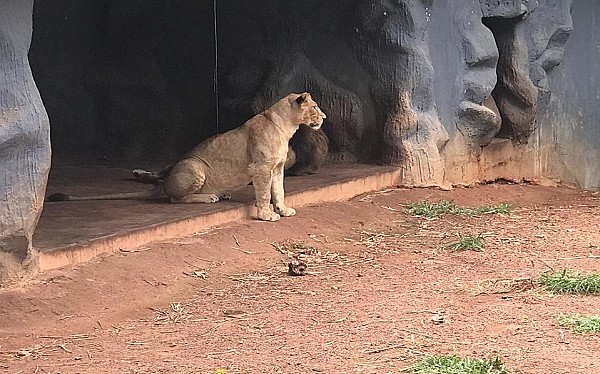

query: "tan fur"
xmin=133 ymin=126 xmax=328 ymax=183
xmin=46 ymin=92 xmax=326 ymax=222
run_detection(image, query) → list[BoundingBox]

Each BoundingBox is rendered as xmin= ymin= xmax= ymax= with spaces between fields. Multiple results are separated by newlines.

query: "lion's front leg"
xmin=271 ymin=163 xmax=295 ymax=217
xmin=252 ymin=169 xmax=280 ymax=222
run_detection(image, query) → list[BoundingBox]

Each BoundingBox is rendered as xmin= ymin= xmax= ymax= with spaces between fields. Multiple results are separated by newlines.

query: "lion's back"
xmin=187 ymin=126 xmax=246 ymax=160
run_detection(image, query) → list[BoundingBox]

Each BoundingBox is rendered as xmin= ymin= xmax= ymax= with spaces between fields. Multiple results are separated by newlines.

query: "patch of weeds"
xmin=557 ymin=314 xmax=600 ymax=333
xmin=467 ymin=203 xmax=512 ymax=215
xmin=325 ymin=311 xmax=353 ymax=323
xmin=539 ymin=269 xmax=600 ymax=295
xmin=406 ymin=200 xmax=459 ymax=217
xmin=473 ymin=277 xmax=534 ymax=295
xmin=152 ymin=302 xmax=193 ymax=325
xmin=289 ymin=242 xmax=316 ymax=252
xmin=406 ymin=200 xmax=511 ymax=218
xmin=272 ymin=239 xmax=346 ymax=266
xmin=272 ymin=240 xmax=318 ymax=257
xmin=448 ymin=233 xmax=485 ymax=252
xmin=410 ymin=356 xmax=520 ymax=374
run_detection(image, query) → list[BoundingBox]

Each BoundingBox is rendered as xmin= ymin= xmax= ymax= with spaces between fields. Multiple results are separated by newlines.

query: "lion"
xmin=46 ymin=92 xmax=326 ymax=222
xmin=131 ymin=124 xmax=329 ymax=184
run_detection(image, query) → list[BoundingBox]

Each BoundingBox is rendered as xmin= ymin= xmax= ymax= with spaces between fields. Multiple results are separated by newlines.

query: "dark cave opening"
xmin=29 ymin=1 xmax=219 ymax=163
xmin=28 ymin=0 xmax=372 ymax=166
xmin=482 ymin=14 xmax=538 ymax=144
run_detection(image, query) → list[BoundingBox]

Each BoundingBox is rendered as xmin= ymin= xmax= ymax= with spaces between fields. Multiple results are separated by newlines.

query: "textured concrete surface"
xmin=538 ymin=1 xmax=600 ymax=190
xmin=3 ymin=0 xmax=600 ymax=279
xmin=0 ymin=0 xmax=51 ymax=273
xmin=33 ymin=163 xmax=401 ymax=272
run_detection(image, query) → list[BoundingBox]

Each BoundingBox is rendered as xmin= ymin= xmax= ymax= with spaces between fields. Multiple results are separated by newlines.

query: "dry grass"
xmin=150 ymin=302 xmax=194 ymax=325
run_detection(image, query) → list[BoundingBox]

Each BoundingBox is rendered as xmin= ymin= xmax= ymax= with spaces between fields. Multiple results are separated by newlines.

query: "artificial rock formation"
xmin=484 ymin=14 xmax=538 ymax=143
xmin=0 ymin=0 xmax=589 ymax=276
xmin=525 ymin=0 xmax=574 ymax=113
xmin=454 ymin=1 xmax=503 ymax=150
xmin=0 ymin=0 xmax=51 ymax=281
xmin=353 ymin=0 xmax=449 ymax=186
xmin=25 ymin=0 xmax=575 ymax=175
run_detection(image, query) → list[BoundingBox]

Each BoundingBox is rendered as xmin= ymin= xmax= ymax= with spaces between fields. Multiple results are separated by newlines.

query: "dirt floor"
xmin=1 ymin=183 xmax=599 ymax=374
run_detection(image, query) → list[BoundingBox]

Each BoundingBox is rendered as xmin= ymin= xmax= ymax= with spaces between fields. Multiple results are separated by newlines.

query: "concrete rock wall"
xmin=429 ymin=0 xmax=583 ymax=187
xmin=1 ymin=0 xmax=599 ymax=279
xmin=537 ymin=1 xmax=600 ymax=190
xmin=26 ymin=0 xmax=593 ymax=190
xmin=0 ymin=0 xmax=51 ymax=280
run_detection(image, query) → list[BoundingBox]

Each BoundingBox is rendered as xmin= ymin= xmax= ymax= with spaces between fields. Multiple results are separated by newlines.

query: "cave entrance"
xmin=29 ymin=1 xmax=221 ymax=163
xmin=27 ymin=0 xmax=386 ymax=256
xmin=28 ymin=0 xmax=367 ymax=166
xmin=482 ymin=14 xmax=538 ymax=144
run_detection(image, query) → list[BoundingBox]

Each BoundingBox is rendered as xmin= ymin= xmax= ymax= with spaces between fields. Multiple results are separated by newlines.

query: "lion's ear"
xmin=295 ymin=92 xmax=310 ymax=105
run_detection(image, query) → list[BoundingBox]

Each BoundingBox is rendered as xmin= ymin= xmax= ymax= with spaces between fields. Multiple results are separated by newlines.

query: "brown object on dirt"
xmin=288 ymin=261 xmax=307 ymax=276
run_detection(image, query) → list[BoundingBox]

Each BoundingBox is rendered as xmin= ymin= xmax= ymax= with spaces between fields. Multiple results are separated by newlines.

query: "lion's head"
xmin=293 ymin=92 xmax=326 ymax=130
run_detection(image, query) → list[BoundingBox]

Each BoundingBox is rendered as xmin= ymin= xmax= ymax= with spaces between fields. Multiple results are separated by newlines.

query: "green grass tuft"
xmin=290 ymin=242 xmax=315 ymax=251
xmin=556 ymin=314 xmax=600 ymax=333
xmin=410 ymin=356 xmax=519 ymax=374
xmin=406 ymin=200 xmax=459 ymax=217
xmin=448 ymin=234 xmax=485 ymax=252
xmin=406 ymin=200 xmax=511 ymax=218
xmin=539 ymin=269 xmax=600 ymax=295
xmin=468 ymin=203 xmax=512 ymax=215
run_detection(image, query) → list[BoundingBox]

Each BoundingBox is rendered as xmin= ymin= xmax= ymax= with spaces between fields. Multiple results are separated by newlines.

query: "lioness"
xmin=132 ymin=125 xmax=329 ymax=183
xmin=47 ymin=92 xmax=326 ymax=222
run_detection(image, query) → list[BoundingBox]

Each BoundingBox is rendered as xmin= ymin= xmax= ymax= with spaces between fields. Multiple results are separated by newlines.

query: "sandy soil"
xmin=1 ymin=183 xmax=599 ymax=374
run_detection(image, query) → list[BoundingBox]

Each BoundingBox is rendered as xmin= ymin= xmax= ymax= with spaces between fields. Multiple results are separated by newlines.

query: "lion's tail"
xmin=46 ymin=185 xmax=164 ymax=202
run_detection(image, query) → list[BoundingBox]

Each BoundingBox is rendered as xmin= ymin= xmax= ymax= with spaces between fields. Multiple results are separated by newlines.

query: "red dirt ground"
xmin=1 ymin=183 xmax=599 ymax=374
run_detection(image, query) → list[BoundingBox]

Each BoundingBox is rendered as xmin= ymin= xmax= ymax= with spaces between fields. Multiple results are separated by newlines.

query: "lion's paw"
xmin=275 ymin=206 xmax=296 ymax=217
xmin=195 ymin=194 xmax=219 ymax=203
xmin=257 ymin=211 xmax=281 ymax=222
xmin=171 ymin=194 xmax=220 ymax=204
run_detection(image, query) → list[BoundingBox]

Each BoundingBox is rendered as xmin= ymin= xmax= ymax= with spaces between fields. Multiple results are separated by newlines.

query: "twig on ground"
xmin=231 ymin=246 xmax=253 ymax=254
xmin=57 ymin=344 xmax=71 ymax=353
xmin=364 ymin=344 xmax=405 ymax=354
xmin=537 ymin=258 xmax=555 ymax=272
xmin=119 ymin=247 xmax=151 ymax=253
xmin=543 ymin=255 xmax=600 ymax=261
xmin=206 ymin=349 xmax=236 ymax=356
xmin=126 ymin=341 xmax=146 ymax=346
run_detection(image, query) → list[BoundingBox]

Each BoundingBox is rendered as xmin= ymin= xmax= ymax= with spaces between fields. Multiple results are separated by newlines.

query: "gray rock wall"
xmin=1 ymin=0 xmax=599 ymax=278
xmin=27 ymin=0 xmax=592 ymax=191
xmin=538 ymin=1 xmax=600 ymax=189
xmin=428 ymin=0 xmax=588 ymax=187
xmin=0 ymin=0 xmax=51 ymax=280
xmin=352 ymin=0 xmax=448 ymax=186
xmin=429 ymin=1 xmax=502 ymax=149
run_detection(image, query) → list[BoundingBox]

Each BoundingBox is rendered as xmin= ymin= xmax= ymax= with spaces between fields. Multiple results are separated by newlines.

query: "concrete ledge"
xmin=35 ymin=164 xmax=402 ymax=272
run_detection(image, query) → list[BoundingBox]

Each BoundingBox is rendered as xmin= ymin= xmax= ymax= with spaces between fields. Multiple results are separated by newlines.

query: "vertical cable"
xmin=213 ymin=0 xmax=219 ymax=134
